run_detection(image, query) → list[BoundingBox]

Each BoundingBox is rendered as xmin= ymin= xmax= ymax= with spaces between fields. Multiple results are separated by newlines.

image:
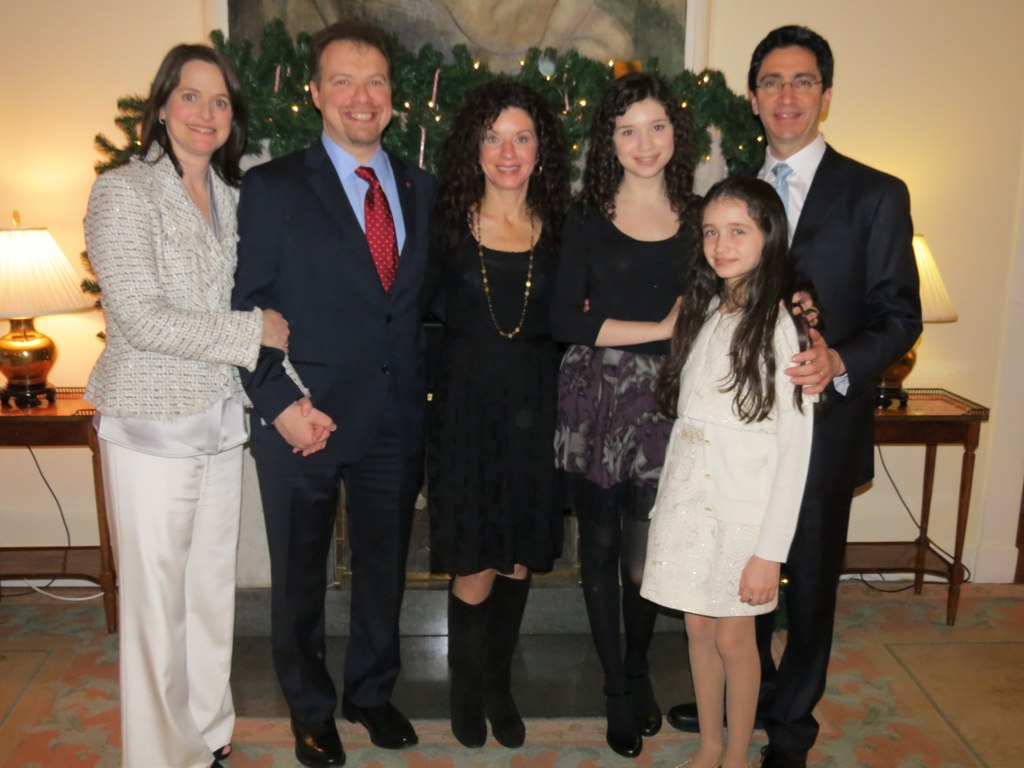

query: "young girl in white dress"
xmin=641 ymin=177 xmax=815 ymax=768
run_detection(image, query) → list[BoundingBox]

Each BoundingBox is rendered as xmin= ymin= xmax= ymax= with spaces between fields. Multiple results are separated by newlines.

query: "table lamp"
xmin=876 ymin=235 xmax=958 ymax=408
xmin=0 ymin=216 xmax=94 ymax=408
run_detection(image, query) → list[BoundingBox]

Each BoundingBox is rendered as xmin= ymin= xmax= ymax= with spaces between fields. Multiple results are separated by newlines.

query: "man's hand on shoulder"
xmin=273 ymin=397 xmax=337 ymax=456
xmin=786 ymin=327 xmax=844 ymax=396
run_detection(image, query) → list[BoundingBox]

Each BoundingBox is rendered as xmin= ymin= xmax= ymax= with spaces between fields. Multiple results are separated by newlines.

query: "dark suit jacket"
xmin=790 ymin=145 xmax=921 ymax=494
xmin=232 ymin=141 xmax=436 ymax=463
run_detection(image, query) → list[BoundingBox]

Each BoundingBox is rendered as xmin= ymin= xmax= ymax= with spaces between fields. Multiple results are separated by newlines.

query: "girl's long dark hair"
xmin=435 ymin=80 xmax=570 ymax=254
xmin=138 ymin=44 xmax=248 ymax=186
xmin=577 ymin=72 xmax=698 ymax=221
xmin=657 ymin=176 xmax=810 ymax=422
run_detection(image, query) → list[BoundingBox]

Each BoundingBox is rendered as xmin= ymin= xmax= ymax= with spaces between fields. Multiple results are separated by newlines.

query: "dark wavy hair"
xmin=309 ymin=17 xmax=392 ymax=84
xmin=657 ymin=176 xmax=808 ymax=422
xmin=577 ymin=73 xmax=697 ymax=220
xmin=138 ymin=44 xmax=248 ymax=186
xmin=748 ymin=25 xmax=834 ymax=91
xmin=435 ymin=80 xmax=571 ymax=253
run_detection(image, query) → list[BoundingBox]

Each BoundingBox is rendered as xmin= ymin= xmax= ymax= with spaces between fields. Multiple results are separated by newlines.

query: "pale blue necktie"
xmin=772 ymin=162 xmax=794 ymax=214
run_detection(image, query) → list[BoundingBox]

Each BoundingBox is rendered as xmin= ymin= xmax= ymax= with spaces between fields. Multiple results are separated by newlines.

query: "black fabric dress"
xmin=427 ymin=231 xmax=563 ymax=576
xmin=549 ymin=204 xmax=694 ymax=523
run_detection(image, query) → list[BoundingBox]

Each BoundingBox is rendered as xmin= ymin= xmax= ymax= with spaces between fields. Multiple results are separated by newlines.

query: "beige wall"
xmin=707 ymin=0 xmax=1024 ymax=581
xmin=2 ymin=0 xmax=1022 ymax=581
xmin=0 ymin=0 xmax=211 ymax=547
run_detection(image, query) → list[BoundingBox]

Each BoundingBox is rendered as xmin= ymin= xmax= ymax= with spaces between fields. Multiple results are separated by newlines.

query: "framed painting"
xmin=212 ymin=0 xmax=710 ymax=73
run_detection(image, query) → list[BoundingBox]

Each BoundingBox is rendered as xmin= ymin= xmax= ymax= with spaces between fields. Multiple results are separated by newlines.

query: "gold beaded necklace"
xmin=473 ymin=210 xmax=535 ymax=340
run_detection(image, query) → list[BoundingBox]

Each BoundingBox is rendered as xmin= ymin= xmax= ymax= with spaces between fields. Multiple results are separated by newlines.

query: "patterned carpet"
xmin=1 ymin=582 xmax=1021 ymax=767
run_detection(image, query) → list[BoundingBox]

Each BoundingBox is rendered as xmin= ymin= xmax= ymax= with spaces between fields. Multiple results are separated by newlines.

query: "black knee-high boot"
xmin=622 ymin=578 xmax=661 ymax=736
xmin=448 ymin=587 xmax=489 ymax=747
xmin=484 ymin=574 xmax=531 ymax=748
xmin=622 ymin=515 xmax=661 ymax=736
xmin=578 ymin=514 xmax=642 ymax=758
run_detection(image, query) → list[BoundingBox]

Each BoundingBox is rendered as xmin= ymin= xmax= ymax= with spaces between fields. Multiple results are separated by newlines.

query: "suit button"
xmin=385 ymin=314 xmax=392 ymax=324
xmin=381 ymin=365 xmax=389 ymax=373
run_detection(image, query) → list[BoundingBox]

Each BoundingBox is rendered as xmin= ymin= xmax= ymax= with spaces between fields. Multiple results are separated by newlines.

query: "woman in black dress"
xmin=550 ymin=73 xmax=700 ymax=758
xmin=428 ymin=80 xmax=570 ymax=749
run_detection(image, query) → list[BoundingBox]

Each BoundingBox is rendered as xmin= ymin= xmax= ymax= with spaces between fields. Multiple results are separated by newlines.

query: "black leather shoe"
xmin=667 ymin=701 xmax=767 ymax=733
xmin=291 ymin=718 xmax=345 ymax=767
xmin=341 ymin=698 xmax=418 ymax=749
xmin=212 ymin=744 xmax=231 ymax=761
xmin=758 ymin=744 xmax=808 ymax=768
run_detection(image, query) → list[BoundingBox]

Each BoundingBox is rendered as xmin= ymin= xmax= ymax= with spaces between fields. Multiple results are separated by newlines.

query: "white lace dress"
xmin=640 ymin=305 xmax=814 ymax=617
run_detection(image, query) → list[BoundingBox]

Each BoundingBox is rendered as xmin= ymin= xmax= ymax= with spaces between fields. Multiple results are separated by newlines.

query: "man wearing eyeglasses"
xmin=666 ymin=25 xmax=921 ymax=768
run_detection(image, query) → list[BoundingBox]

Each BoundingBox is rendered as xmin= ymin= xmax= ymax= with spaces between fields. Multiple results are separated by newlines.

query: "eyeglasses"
xmin=755 ymin=76 xmax=823 ymax=95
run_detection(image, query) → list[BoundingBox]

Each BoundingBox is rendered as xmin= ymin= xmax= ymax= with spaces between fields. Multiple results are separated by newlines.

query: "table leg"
xmin=914 ymin=444 xmax=937 ymax=595
xmin=87 ymin=427 xmax=117 ymax=633
xmin=948 ymin=427 xmax=980 ymax=626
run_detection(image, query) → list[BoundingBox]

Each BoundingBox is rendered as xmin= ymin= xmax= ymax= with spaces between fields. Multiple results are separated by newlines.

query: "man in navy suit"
xmin=232 ymin=18 xmax=435 ymax=767
xmin=667 ymin=26 xmax=921 ymax=768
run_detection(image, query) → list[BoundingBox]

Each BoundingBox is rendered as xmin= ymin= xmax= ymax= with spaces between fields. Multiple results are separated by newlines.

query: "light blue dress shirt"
xmin=320 ymin=133 xmax=406 ymax=253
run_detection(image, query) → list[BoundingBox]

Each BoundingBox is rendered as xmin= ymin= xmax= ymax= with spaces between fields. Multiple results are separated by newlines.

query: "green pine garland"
xmin=85 ymin=21 xmax=764 ymax=305
xmin=93 ymin=20 xmax=764 ymax=177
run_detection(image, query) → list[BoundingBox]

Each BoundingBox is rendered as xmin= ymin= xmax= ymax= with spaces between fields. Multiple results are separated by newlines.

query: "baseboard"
xmin=970 ymin=544 xmax=1018 ymax=583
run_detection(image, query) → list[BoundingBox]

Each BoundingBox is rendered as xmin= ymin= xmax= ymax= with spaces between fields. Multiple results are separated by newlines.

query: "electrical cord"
xmin=855 ymin=444 xmax=973 ymax=593
xmin=1 ymin=443 xmax=102 ymax=602
xmin=21 ymin=581 xmax=103 ymax=601
xmin=26 ymin=444 xmax=72 ymax=547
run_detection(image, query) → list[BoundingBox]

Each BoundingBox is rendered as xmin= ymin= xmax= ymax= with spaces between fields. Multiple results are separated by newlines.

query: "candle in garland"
xmin=420 ymin=68 xmax=442 ymax=168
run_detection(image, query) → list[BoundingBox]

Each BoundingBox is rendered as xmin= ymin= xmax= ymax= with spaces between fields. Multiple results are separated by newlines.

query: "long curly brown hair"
xmin=435 ymin=80 xmax=571 ymax=254
xmin=577 ymin=73 xmax=697 ymax=220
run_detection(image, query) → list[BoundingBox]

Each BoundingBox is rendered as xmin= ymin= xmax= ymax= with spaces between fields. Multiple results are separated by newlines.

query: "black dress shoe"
xmin=667 ymin=701 xmax=767 ymax=733
xmin=666 ymin=701 xmax=700 ymax=733
xmin=291 ymin=718 xmax=345 ymax=767
xmin=758 ymin=744 xmax=808 ymax=768
xmin=341 ymin=698 xmax=418 ymax=749
xmin=212 ymin=744 xmax=231 ymax=761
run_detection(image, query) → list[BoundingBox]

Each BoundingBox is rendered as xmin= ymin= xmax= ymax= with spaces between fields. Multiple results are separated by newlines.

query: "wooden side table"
xmin=842 ymin=388 xmax=989 ymax=625
xmin=0 ymin=393 xmax=117 ymax=632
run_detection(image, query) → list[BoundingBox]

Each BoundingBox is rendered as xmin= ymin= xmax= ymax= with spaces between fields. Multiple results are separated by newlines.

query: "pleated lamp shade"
xmin=0 ymin=228 xmax=93 ymax=319
xmin=913 ymin=235 xmax=958 ymax=323
xmin=877 ymin=235 xmax=959 ymax=408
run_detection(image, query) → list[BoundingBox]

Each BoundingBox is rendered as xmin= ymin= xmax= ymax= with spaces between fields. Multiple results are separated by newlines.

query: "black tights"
xmin=578 ymin=509 xmax=658 ymax=693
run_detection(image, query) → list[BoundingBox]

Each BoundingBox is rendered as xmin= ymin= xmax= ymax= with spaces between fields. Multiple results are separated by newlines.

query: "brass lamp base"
xmin=876 ymin=347 xmax=916 ymax=409
xmin=0 ymin=317 xmax=58 ymax=408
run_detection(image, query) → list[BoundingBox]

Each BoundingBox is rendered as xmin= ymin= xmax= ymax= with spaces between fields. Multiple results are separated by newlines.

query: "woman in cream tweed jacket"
xmin=84 ymin=45 xmax=290 ymax=768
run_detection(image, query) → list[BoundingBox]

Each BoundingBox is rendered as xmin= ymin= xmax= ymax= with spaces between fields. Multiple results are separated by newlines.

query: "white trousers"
xmin=100 ymin=439 xmax=241 ymax=768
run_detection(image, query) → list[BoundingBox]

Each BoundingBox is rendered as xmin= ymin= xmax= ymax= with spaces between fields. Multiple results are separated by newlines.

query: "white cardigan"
xmin=84 ymin=152 xmax=262 ymax=420
xmin=675 ymin=304 xmax=815 ymax=562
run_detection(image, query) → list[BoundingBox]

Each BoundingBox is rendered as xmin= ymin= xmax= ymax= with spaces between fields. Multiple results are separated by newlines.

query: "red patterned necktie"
xmin=355 ymin=166 xmax=399 ymax=293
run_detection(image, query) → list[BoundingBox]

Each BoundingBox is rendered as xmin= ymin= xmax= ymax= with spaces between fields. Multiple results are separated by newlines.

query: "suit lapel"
xmin=791 ymin=145 xmax=844 ymax=253
xmin=305 ymin=142 xmax=366 ymax=240
xmin=390 ymin=152 xmax=418 ymax=257
xmin=304 ymin=142 xmax=424 ymax=302
xmin=304 ymin=141 xmax=395 ymax=299
xmin=386 ymin=151 xmax=421 ymax=298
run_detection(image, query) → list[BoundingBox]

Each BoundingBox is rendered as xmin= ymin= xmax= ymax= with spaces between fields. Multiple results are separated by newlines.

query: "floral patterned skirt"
xmin=554 ymin=345 xmax=673 ymax=522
